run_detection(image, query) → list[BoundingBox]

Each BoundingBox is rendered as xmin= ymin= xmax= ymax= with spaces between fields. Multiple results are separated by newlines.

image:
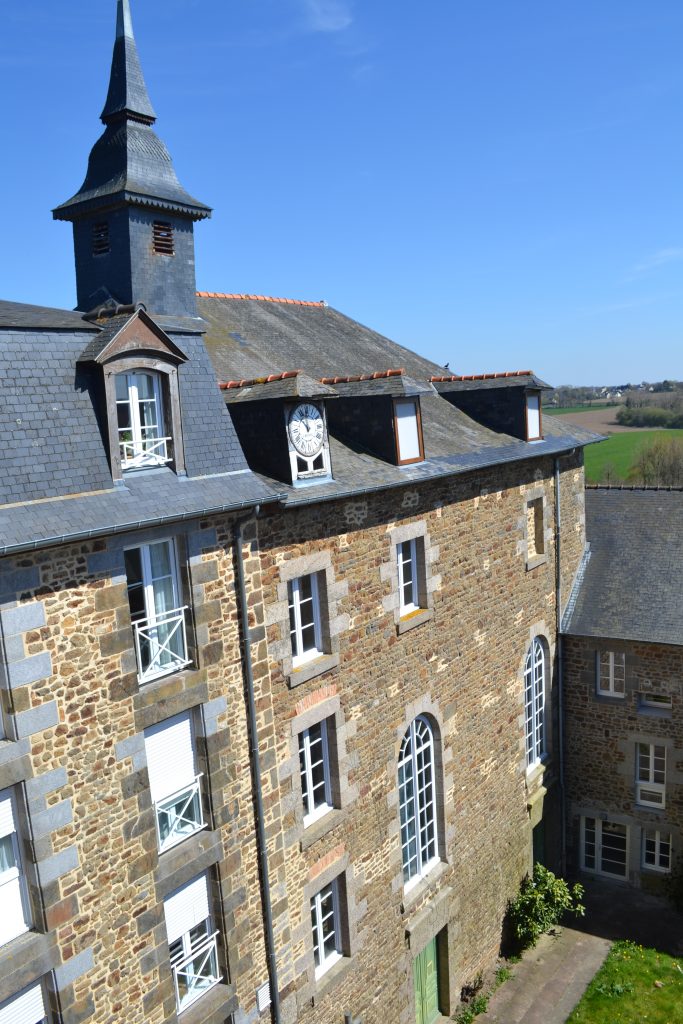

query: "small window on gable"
xmin=394 ymin=398 xmax=424 ymax=465
xmin=116 ymin=371 xmax=171 ymax=471
xmin=526 ymin=391 xmax=542 ymax=440
xmin=526 ymin=498 xmax=545 ymax=561
xmin=596 ymin=651 xmax=625 ymax=698
xmin=92 ymin=221 xmax=110 ymax=256
xmin=153 ymin=221 xmax=175 ymax=256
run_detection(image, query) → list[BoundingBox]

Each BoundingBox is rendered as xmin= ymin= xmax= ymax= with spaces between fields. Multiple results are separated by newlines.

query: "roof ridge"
xmin=430 ymin=370 xmax=533 ymax=383
xmin=197 ymin=292 xmax=327 ymax=308
xmin=319 ymin=369 xmax=404 ymax=385
xmin=220 ymin=370 xmax=304 ymax=390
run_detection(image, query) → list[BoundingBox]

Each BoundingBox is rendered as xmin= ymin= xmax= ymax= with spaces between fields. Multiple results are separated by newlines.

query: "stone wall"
xmin=564 ymin=633 xmax=683 ymax=891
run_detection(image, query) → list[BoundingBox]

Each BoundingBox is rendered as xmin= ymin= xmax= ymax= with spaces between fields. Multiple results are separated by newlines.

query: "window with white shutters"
xmin=144 ymin=713 xmax=205 ymax=852
xmin=0 ymin=789 xmax=30 ymax=947
xmin=164 ymin=874 xmax=221 ymax=1013
xmin=0 ymin=981 xmax=47 ymax=1024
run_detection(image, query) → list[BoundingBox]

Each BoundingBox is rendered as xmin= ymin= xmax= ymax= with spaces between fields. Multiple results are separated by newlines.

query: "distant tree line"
xmin=633 ymin=436 xmax=683 ymax=487
xmin=617 ymin=394 xmax=683 ymax=428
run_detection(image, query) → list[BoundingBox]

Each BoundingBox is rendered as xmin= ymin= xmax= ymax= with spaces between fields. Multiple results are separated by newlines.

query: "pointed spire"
xmin=101 ymin=0 xmax=157 ymax=125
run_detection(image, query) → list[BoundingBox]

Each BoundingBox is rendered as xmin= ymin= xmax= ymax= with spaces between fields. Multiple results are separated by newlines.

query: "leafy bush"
xmin=506 ymin=864 xmax=585 ymax=950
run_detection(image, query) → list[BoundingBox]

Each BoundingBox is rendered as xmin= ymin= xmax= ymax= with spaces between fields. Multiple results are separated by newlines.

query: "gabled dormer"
xmin=323 ymin=370 xmax=429 ymax=466
xmin=53 ymin=0 xmax=211 ymax=318
xmin=221 ymin=372 xmax=337 ymax=486
xmin=431 ymin=370 xmax=551 ymax=442
xmin=78 ymin=307 xmax=188 ymax=480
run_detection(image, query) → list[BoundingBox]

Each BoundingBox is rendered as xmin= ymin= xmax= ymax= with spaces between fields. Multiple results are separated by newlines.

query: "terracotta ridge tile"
xmin=197 ymin=291 xmax=326 ymax=308
xmin=318 ymin=368 xmax=405 ymax=385
xmin=219 ymin=370 xmax=303 ymax=390
xmin=429 ymin=370 xmax=533 ymax=382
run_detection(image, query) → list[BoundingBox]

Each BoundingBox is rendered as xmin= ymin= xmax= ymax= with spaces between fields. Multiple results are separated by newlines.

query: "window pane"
xmin=527 ymin=394 xmax=541 ymax=438
xmin=0 ymin=834 xmax=17 ymax=876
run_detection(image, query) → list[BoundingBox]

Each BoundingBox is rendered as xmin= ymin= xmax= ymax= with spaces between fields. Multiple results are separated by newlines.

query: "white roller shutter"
xmin=527 ymin=394 xmax=541 ymax=439
xmin=144 ymin=712 xmax=196 ymax=804
xmin=0 ymin=981 xmax=45 ymax=1024
xmin=164 ymin=873 xmax=210 ymax=945
xmin=0 ymin=791 xmax=15 ymax=838
xmin=395 ymin=400 xmax=421 ymax=461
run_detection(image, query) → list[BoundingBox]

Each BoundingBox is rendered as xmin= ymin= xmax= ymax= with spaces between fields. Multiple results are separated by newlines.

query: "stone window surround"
xmin=280 ymin=690 xmax=358 ymax=852
xmin=296 ymin=849 xmax=366 ymax=1004
xmin=519 ymin=623 xmax=555 ymax=789
xmin=575 ymin=806 xmax=633 ymax=882
xmin=381 ymin=520 xmax=440 ymax=635
xmin=387 ymin=695 xmax=454 ymax=911
xmin=266 ymin=550 xmax=349 ymax=688
xmin=615 ymin=731 xmax=682 ymax=804
xmin=521 ymin=485 xmax=549 ymax=571
xmin=103 ymin=354 xmax=186 ymax=483
xmin=404 ymin=887 xmax=456 ymax=1019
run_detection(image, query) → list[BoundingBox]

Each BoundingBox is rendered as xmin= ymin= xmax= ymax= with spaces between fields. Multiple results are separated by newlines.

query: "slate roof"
xmin=198 ymin=294 xmax=601 ymax=506
xmin=562 ymin=488 xmax=683 ymax=647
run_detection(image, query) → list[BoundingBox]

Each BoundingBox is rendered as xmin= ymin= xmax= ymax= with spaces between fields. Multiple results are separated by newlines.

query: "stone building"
xmin=0 ymin=3 xmax=609 ymax=1024
xmin=562 ymin=487 xmax=683 ymax=892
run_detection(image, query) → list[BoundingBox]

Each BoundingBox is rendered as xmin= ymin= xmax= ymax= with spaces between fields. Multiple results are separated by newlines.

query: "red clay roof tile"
xmin=197 ymin=291 xmax=326 ymax=308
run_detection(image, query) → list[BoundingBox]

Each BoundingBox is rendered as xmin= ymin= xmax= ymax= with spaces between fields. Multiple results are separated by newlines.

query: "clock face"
xmin=288 ymin=403 xmax=325 ymax=457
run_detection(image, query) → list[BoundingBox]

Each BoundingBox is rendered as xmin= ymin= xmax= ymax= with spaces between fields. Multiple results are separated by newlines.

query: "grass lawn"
xmin=584 ymin=430 xmax=683 ymax=483
xmin=544 ymin=403 xmax=618 ymax=416
xmin=566 ymin=940 xmax=683 ymax=1024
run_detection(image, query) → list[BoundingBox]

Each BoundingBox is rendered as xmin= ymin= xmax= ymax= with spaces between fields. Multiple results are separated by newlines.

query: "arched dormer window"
xmin=398 ymin=715 xmax=440 ymax=888
xmin=524 ymin=637 xmax=548 ymax=769
xmin=116 ymin=370 xmax=170 ymax=471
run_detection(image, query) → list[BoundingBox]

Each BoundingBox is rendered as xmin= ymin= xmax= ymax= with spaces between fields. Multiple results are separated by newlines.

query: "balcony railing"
xmin=120 ymin=435 xmax=172 ymax=471
xmin=172 ymin=932 xmax=221 ymax=1012
xmin=133 ymin=606 xmax=190 ymax=684
xmin=156 ymin=775 xmax=206 ymax=853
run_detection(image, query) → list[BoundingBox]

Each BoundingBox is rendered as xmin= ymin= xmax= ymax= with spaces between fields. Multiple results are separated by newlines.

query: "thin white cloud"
xmin=629 ymin=247 xmax=683 ymax=277
xmin=302 ymin=0 xmax=352 ymax=33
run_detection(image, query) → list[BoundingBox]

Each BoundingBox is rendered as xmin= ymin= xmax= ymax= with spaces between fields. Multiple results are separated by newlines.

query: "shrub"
xmin=506 ymin=864 xmax=585 ymax=950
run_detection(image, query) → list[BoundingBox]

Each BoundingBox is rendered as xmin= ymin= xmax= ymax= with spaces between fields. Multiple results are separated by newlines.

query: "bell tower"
xmin=53 ymin=0 xmax=211 ymax=317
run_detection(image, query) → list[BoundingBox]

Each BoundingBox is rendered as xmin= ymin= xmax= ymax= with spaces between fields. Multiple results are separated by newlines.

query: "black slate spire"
xmin=101 ymin=0 xmax=157 ymax=125
xmin=53 ymin=0 xmax=211 ymax=317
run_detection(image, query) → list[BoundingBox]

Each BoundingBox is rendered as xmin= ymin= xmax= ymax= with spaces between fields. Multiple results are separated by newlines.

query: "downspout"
xmin=554 ymin=456 xmax=566 ymax=875
xmin=234 ymin=507 xmax=282 ymax=1024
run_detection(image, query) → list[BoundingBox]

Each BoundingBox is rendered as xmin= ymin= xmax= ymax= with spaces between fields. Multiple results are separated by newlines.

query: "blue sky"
xmin=1 ymin=1 xmax=682 ymax=385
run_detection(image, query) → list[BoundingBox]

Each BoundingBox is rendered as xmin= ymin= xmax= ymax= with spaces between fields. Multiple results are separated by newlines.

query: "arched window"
xmin=524 ymin=638 xmax=547 ymax=768
xmin=116 ymin=371 xmax=171 ymax=471
xmin=398 ymin=716 xmax=439 ymax=887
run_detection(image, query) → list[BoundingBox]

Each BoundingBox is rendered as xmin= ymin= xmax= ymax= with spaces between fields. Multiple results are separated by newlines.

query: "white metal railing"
xmin=172 ymin=932 xmax=221 ymax=1012
xmin=134 ymin=606 xmax=190 ymax=683
xmin=156 ymin=775 xmax=206 ymax=853
xmin=120 ymin=435 xmax=172 ymax=471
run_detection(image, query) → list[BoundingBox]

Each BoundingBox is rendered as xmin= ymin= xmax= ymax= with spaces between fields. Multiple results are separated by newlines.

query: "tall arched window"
xmin=398 ymin=716 xmax=439 ymax=887
xmin=524 ymin=638 xmax=547 ymax=768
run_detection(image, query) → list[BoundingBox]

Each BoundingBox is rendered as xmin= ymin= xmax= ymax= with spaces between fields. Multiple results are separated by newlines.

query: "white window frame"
xmin=581 ymin=816 xmax=629 ymax=878
xmin=397 ymin=539 xmax=419 ymax=616
xmin=125 ymin=538 xmax=190 ymax=684
xmin=144 ymin=713 xmax=206 ymax=853
xmin=596 ymin=651 xmax=625 ymax=698
xmin=394 ymin=398 xmax=424 ymax=464
xmin=398 ymin=716 xmax=439 ymax=890
xmin=311 ymin=878 xmax=343 ymax=979
xmin=636 ymin=743 xmax=666 ymax=808
xmin=0 ymin=979 xmax=48 ymax=1024
xmin=638 ymin=693 xmax=672 ymax=711
xmin=165 ymin=875 xmax=221 ymax=1014
xmin=524 ymin=638 xmax=547 ymax=770
xmin=642 ymin=828 xmax=672 ymax=873
xmin=0 ymin=788 xmax=31 ymax=948
xmin=299 ymin=719 xmax=333 ymax=827
xmin=526 ymin=392 xmax=542 ymax=441
xmin=116 ymin=370 xmax=171 ymax=471
xmin=288 ymin=573 xmax=323 ymax=667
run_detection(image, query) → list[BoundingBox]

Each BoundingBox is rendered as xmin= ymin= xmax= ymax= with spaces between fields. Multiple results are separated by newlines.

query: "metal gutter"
xmin=554 ymin=455 xmax=567 ymax=875
xmin=234 ymin=509 xmax=282 ymax=1024
xmin=0 ymin=492 xmax=288 ymax=558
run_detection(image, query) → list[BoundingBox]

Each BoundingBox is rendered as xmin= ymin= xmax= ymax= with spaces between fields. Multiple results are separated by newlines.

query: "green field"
xmin=544 ymin=403 xmax=617 ymax=416
xmin=566 ymin=940 xmax=683 ymax=1024
xmin=584 ymin=430 xmax=683 ymax=483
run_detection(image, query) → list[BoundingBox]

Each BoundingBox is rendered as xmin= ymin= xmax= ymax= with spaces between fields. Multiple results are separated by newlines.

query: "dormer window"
xmin=153 ymin=221 xmax=175 ymax=256
xmin=92 ymin=221 xmax=110 ymax=255
xmin=394 ymin=398 xmax=424 ymax=465
xmin=116 ymin=371 xmax=171 ymax=471
xmin=526 ymin=391 xmax=542 ymax=441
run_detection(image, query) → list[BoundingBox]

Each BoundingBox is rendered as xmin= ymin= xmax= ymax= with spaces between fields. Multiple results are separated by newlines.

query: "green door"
xmin=414 ymin=937 xmax=439 ymax=1024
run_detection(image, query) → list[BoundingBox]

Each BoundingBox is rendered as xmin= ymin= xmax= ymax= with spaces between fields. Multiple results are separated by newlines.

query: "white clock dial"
xmin=288 ymin=403 xmax=325 ymax=457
